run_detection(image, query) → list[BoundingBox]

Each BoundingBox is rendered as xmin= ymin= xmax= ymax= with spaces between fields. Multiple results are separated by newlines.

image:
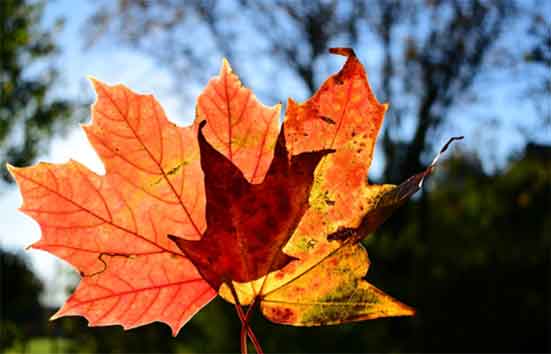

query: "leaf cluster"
xmin=8 ymin=48 xmax=461 ymax=352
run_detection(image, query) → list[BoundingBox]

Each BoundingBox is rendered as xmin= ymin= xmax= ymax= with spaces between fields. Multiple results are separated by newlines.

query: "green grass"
xmin=6 ymin=337 xmax=74 ymax=354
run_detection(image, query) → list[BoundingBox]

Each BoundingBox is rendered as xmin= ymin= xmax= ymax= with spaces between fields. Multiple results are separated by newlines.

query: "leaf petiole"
xmin=229 ymin=283 xmax=264 ymax=354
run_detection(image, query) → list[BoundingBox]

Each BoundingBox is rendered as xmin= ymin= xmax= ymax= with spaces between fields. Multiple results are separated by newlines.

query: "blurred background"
xmin=1 ymin=0 xmax=549 ymax=352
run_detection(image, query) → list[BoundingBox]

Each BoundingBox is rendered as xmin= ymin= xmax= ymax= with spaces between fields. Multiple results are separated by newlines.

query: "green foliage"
xmin=0 ymin=0 xmax=74 ymax=183
xmin=5 ymin=337 xmax=74 ymax=354
xmin=363 ymin=145 xmax=550 ymax=352
xmin=0 ymin=249 xmax=43 ymax=351
xmin=66 ymin=298 xmax=239 ymax=353
xmin=4 ymin=145 xmax=548 ymax=352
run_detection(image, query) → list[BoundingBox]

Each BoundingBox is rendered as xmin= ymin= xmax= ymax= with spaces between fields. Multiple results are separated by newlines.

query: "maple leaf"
xmin=8 ymin=81 xmax=214 ymax=335
xmin=220 ymin=48 xmax=461 ymax=327
xmin=7 ymin=59 xmax=296 ymax=335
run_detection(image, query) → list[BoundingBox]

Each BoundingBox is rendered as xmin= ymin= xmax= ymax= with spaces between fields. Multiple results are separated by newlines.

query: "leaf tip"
xmin=221 ymin=57 xmax=233 ymax=74
xmin=6 ymin=163 xmax=25 ymax=188
xmin=167 ymin=234 xmax=198 ymax=258
xmin=171 ymin=326 xmax=180 ymax=337
xmin=393 ymin=301 xmax=416 ymax=317
xmin=287 ymin=98 xmax=298 ymax=111
xmin=5 ymin=163 xmax=17 ymax=175
xmin=87 ymin=75 xmax=103 ymax=89
xmin=429 ymin=135 xmax=465 ymax=168
xmin=80 ymin=121 xmax=92 ymax=132
xmin=329 ymin=47 xmax=356 ymax=57
xmin=273 ymin=101 xmax=283 ymax=114
xmin=49 ymin=310 xmax=63 ymax=321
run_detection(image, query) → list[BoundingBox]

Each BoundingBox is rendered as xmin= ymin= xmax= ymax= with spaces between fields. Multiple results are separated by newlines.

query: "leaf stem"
xmin=242 ymin=296 xmax=263 ymax=354
xmin=234 ymin=303 xmax=248 ymax=354
xmin=229 ymin=283 xmax=264 ymax=354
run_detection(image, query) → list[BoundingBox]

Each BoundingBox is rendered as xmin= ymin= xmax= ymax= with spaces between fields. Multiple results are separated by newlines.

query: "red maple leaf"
xmin=170 ymin=121 xmax=332 ymax=288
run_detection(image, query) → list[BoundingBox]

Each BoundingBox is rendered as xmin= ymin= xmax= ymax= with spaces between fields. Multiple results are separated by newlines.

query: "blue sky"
xmin=1 ymin=0 xmax=195 ymax=305
xmin=1 ymin=0 xmax=549 ymax=305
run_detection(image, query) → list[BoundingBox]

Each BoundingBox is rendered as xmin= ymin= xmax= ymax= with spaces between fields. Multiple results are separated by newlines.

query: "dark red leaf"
xmin=170 ymin=121 xmax=334 ymax=288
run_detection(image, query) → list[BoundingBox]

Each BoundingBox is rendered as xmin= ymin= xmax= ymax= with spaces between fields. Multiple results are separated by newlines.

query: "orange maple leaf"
xmin=8 ymin=59 xmax=289 ymax=335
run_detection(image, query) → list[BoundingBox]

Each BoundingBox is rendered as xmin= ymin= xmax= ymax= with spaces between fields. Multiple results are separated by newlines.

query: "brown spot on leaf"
xmin=269 ymin=307 xmax=297 ymax=324
xmin=320 ymin=116 xmax=336 ymax=125
xmin=166 ymin=163 xmax=183 ymax=175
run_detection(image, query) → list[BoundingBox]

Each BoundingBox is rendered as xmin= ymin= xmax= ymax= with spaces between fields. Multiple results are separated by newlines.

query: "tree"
xmin=0 ymin=249 xmax=44 ymax=352
xmin=86 ymin=0 xmax=530 ymax=182
xmin=35 ymin=1 xmax=544 ymax=351
xmin=84 ymin=2 xmax=522 ymax=293
xmin=0 ymin=0 xmax=75 ymax=183
xmin=524 ymin=10 xmax=551 ymax=127
xmin=365 ymin=143 xmax=551 ymax=352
